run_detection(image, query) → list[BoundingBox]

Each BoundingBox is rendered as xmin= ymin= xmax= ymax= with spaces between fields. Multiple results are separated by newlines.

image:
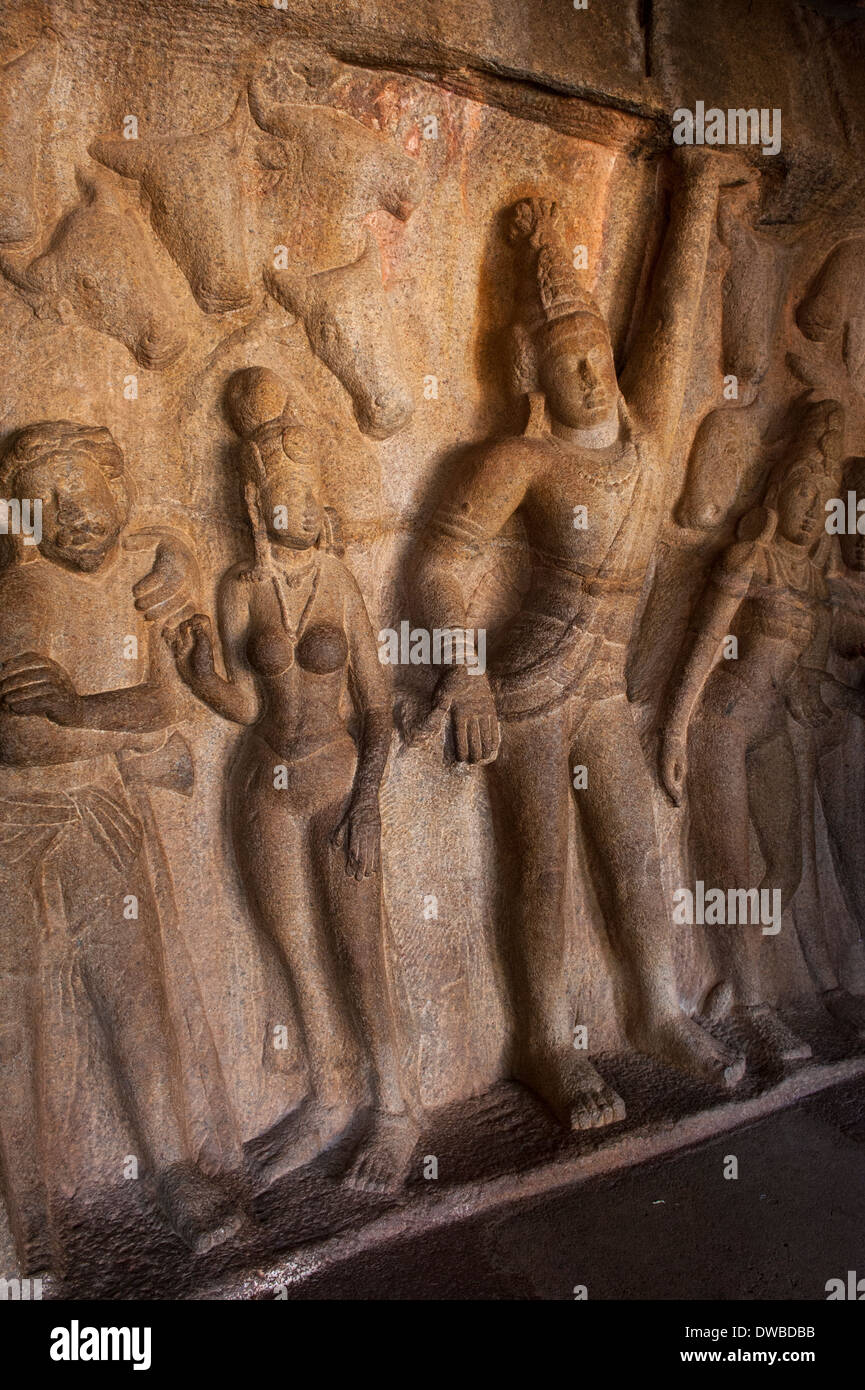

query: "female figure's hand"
xmin=785 ymin=667 xmax=832 ymax=728
xmin=167 ymin=614 xmax=215 ymax=688
xmin=332 ymin=797 xmax=381 ymax=880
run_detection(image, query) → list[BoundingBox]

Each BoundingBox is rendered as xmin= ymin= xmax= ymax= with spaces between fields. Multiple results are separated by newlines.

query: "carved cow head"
xmin=90 ymin=96 xmax=253 ymax=313
xmin=0 ymin=169 xmax=187 ymax=369
xmin=248 ymin=96 xmax=427 ymax=229
xmin=267 ymin=230 xmax=414 ymax=439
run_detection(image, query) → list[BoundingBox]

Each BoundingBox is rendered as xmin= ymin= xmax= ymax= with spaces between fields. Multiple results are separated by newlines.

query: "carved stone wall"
xmin=1 ymin=0 xmax=865 ymax=1294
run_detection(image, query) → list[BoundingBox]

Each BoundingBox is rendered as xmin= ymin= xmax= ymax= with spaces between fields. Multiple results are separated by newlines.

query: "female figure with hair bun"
xmin=170 ymin=368 xmax=418 ymax=1192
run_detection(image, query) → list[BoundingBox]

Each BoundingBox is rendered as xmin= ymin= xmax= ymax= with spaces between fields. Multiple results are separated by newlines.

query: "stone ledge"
xmin=198 ymin=1050 xmax=865 ymax=1301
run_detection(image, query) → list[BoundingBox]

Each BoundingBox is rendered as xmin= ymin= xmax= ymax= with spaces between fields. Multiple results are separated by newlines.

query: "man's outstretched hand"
xmin=127 ymin=528 xmax=201 ymax=633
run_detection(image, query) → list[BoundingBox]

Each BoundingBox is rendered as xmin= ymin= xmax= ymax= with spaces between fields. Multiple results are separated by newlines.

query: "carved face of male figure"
xmin=776 ymin=467 xmax=826 ymax=547
xmin=538 ymin=313 xmax=619 ymax=432
xmin=261 ymin=457 xmax=324 ymax=550
xmin=18 ymin=454 xmax=125 ymax=573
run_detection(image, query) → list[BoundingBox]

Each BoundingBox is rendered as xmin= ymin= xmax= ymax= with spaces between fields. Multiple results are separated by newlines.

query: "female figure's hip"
xmin=229 ymin=729 xmax=357 ymax=826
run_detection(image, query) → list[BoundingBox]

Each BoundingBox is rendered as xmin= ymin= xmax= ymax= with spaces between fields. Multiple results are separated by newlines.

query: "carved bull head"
xmin=248 ymin=96 xmax=427 ymax=230
xmin=90 ymin=96 xmax=254 ymax=314
xmin=251 ymin=92 xmax=425 ymax=438
xmin=0 ymin=169 xmax=187 ymax=369
xmin=266 ymin=230 xmax=414 ymax=440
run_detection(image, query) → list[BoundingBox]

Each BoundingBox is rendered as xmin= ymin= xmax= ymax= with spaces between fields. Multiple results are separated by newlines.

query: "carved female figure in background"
xmin=806 ymin=453 xmax=865 ymax=1038
xmin=660 ymin=397 xmax=850 ymax=1066
xmin=171 ymin=368 xmax=418 ymax=1192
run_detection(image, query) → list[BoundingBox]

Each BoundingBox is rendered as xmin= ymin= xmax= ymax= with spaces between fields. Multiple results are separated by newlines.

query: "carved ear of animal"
xmin=261 ymin=289 xmax=298 ymax=329
xmin=263 ymin=263 xmax=305 ymax=315
xmin=796 ymin=239 xmax=865 ymax=397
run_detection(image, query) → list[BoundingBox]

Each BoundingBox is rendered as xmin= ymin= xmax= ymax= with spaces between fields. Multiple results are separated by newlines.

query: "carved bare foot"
xmin=631 ymin=1011 xmax=746 ymax=1088
xmin=515 ymin=1051 xmax=626 ymax=1131
xmin=734 ymin=1004 xmax=811 ymax=1066
xmin=822 ymin=988 xmax=865 ymax=1040
xmin=343 ymin=1112 xmax=420 ymax=1194
xmin=255 ymin=1100 xmax=358 ymax=1187
xmin=156 ymin=1163 xmax=242 ymax=1254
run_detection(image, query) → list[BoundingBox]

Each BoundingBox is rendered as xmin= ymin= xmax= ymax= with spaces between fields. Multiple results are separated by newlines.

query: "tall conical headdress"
xmin=508 ymin=197 xmax=602 ymax=334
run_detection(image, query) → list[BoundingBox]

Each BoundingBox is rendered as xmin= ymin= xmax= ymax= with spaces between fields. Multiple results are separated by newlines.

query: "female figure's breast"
xmin=246 ymin=614 xmax=349 ymax=679
xmin=296 ymin=622 xmax=349 ymax=674
xmin=246 ymin=626 xmax=296 ymax=678
xmin=246 ymin=602 xmax=352 ymax=761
